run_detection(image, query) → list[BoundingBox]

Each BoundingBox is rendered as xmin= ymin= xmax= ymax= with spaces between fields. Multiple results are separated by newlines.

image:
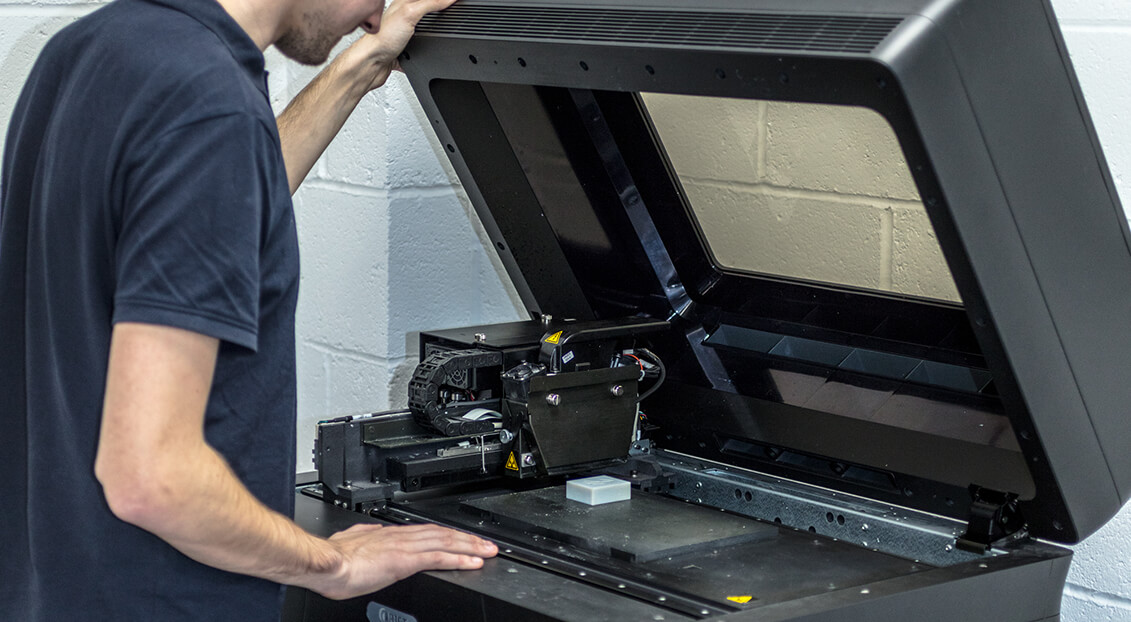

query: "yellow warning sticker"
xmin=505 ymin=452 xmax=520 ymax=471
xmin=544 ymin=330 xmax=563 ymax=344
xmin=727 ymin=596 xmax=753 ymax=604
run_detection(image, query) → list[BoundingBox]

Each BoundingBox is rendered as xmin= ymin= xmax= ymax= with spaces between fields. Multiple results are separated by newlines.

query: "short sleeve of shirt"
xmin=112 ymin=112 xmax=277 ymax=351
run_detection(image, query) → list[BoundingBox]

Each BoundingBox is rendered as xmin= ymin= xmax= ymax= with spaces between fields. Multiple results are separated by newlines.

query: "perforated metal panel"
xmin=416 ymin=5 xmax=902 ymax=53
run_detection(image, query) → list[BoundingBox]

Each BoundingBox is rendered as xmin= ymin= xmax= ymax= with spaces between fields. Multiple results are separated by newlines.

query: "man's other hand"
xmin=277 ymin=0 xmax=456 ymax=192
xmin=348 ymin=0 xmax=459 ymax=92
xmin=316 ymin=523 xmax=498 ymax=600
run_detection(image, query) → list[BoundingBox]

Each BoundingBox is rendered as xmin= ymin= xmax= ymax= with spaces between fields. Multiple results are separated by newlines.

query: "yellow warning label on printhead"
xmin=727 ymin=596 xmax=753 ymax=604
xmin=505 ymin=452 xmax=520 ymax=471
xmin=544 ymin=330 xmax=562 ymax=344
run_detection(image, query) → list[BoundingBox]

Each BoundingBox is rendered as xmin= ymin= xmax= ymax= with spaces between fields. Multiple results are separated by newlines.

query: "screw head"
xmin=545 ymin=393 xmax=561 ymax=407
xmin=610 ymin=384 xmax=625 ymax=397
xmin=522 ymin=454 xmax=536 ymax=466
xmin=473 ymin=332 xmax=487 ymax=343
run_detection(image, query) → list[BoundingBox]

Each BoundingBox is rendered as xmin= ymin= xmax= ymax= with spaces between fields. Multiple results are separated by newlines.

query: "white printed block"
xmin=566 ymin=475 xmax=631 ymax=506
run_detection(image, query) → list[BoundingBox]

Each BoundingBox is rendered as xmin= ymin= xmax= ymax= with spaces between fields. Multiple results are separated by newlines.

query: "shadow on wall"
xmin=389 ymin=342 xmax=419 ymax=411
xmin=396 ymin=74 xmax=529 ymax=318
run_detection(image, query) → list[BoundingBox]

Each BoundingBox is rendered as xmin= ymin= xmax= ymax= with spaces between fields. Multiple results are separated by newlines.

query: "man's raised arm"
xmin=277 ymin=0 xmax=457 ymax=194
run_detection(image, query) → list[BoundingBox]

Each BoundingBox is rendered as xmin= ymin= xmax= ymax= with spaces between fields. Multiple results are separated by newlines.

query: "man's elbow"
xmin=95 ymin=453 xmax=180 ymax=529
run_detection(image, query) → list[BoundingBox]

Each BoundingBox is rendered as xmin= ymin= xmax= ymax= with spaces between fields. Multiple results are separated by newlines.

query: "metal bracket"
xmin=956 ymin=485 xmax=1027 ymax=553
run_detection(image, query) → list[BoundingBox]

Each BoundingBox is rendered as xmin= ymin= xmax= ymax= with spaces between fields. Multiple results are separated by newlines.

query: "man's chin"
xmin=275 ymin=34 xmax=339 ymax=66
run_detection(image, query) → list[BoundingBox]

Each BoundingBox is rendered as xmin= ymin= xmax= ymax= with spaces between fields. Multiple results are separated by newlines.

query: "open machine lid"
xmin=399 ymin=0 xmax=1131 ymax=543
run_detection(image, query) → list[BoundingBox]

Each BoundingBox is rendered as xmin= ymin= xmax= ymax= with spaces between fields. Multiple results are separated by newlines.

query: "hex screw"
xmin=545 ymin=393 xmax=561 ymax=407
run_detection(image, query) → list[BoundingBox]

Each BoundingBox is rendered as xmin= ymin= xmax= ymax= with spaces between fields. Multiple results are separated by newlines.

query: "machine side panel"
xmin=878 ymin=10 xmax=1122 ymax=541
xmin=938 ymin=0 xmax=1131 ymax=505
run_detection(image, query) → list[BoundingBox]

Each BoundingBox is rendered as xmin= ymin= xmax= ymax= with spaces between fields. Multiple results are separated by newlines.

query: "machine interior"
xmin=429 ymin=78 xmax=1035 ymax=515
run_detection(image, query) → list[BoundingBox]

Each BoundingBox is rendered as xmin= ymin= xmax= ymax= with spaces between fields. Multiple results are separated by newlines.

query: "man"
xmin=0 ymin=0 xmax=497 ymax=618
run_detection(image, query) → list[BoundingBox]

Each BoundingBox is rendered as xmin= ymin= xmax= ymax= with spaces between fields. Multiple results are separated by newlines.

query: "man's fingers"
xmin=341 ymin=0 xmax=455 ymax=91
xmin=407 ymin=530 xmax=497 ymax=557
xmin=376 ymin=525 xmax=498 ymax=557
xmin=414 ymin=551 xmax=487 ymax=572
xmin=382 ymin=0 xmax=457 ymax=37
xmin=332 ymin=523 xmax=498 ymax=557
xmin=323 ymin=522 xmax=495 ymax=599
xmin=357 ymin=522 xmax=477 ymax=540
xmin=390 ymin=0 xmax=458 ymax=20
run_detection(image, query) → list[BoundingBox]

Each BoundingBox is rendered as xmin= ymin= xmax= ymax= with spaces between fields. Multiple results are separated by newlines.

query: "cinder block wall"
xmin=644 ymin=94 xmax=960 ymax=301
xmin=0 ymin=1 xmax=1128 ymax=619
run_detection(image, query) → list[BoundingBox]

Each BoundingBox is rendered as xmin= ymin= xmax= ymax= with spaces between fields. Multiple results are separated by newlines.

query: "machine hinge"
xmin=956 ymin=485 xmax=1028 ymax=553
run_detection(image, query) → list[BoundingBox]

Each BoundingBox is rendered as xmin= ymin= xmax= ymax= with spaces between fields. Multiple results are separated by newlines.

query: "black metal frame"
xmin=399 ymin=0 xmax=1131 ymax=544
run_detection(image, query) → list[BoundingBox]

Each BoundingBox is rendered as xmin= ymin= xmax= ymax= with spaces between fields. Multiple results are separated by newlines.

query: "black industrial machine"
xmin=314 ymin=317 xmax=671 ymax=506
xmin=287 ymin=1 xmax=1131 ymax=620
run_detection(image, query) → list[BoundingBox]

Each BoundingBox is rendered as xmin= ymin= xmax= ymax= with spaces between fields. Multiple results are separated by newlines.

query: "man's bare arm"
xmin=277 ymin=0 xmax=457 ymax=194
xmin=95 ymin=322 xmax=496 ymax=600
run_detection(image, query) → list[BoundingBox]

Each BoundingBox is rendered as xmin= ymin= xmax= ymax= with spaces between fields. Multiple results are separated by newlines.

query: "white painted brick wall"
xmin=644 ymin=95 xmax=957 ymax=301
xmin=265 ymin=38 xmax=526 ymax=469
xmin=0 ymin=1 xmax=1128 ymax=618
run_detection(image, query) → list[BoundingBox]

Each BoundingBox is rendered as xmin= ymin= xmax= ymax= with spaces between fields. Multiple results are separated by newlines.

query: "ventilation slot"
xmin=417 ymin=6 xmax=902 ymax=54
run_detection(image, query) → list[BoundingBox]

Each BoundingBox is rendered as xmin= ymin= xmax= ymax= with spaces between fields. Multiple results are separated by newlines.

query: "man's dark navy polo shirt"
xmin=0 ymin=0 xmax=299 ymax=618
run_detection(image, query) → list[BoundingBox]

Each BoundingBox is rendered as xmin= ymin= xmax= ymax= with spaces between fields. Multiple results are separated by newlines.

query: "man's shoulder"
xmin=52 ymin=0 xmax=234 ymax=64
xmin=46 ymin=0 xmax=269 ymax=122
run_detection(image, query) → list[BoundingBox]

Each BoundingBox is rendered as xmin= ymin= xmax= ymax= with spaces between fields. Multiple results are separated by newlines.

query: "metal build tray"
xmin=418 ymin=482 xmax=927 ymax=613
xmin=461 ymin=485 xmax=778 ymax=564
xmin=289 ymin=452 xmax=1070 ymax=622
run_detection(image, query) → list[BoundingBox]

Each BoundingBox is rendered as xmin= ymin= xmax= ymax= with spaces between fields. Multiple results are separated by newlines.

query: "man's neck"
xmin=213 ymin=0 xmax=293 ymax=51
